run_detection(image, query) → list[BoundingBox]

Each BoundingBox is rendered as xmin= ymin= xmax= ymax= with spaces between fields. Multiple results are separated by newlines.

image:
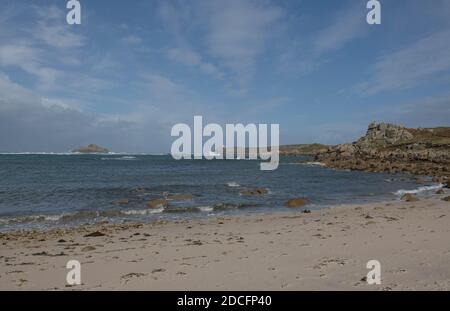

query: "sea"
xmin=0 ymin=154 xmax=443 ymax=232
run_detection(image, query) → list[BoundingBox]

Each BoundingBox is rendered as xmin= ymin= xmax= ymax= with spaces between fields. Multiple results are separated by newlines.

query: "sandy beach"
xmin=1 ymin=191 xmax=449 ymax=291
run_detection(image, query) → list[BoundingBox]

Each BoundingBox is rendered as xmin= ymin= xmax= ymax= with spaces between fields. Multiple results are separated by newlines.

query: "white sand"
xmin=1 ymin=192 xmax=449 ymax=290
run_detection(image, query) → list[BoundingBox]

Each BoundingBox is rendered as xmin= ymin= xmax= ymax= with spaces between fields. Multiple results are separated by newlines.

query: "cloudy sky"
xmin=0 ymin=0 xmax=449 ymax=152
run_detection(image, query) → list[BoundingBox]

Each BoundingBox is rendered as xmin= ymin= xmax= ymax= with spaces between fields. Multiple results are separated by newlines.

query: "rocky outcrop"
xmin=72 ymin=144 xmax=109 ymax=153
xmin=315 ymin=122 xmax=450 ymax=182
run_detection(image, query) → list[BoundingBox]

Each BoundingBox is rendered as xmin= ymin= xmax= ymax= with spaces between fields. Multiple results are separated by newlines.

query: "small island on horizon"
xmin=72 ymin=144 xmax=110 ymax=154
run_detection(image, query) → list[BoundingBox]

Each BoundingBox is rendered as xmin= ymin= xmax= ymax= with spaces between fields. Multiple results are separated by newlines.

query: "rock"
xmin=239 ymin=188 xmax=268 ymax=196
xmin=72 ymin=144 xmax=109 ymax=153
xmin=58 ymin=239 xmax=66 ymax=243
xmin=302 ymin=209 xmax=311 ymax=214
xmin=81 ymin=246 xmax=96 ymax=252
xmin=436 ymin=189 xmax=445 ymax=195
xmin=167 ymin=194 xmax=194 ymax=200
xmin=285 ymin=198 xmax=308 ymax=208
xmin=146 ymin=199 xmax=168 ymax=209
xmin=114 ymin=199 xmax=129 ymax=205
xmin=84 ymin=231 xmax=106 ymax=237
xmin=401 ymin=193 xmax=419 ymax=202
xmin=314 ymin=123 xmax=450 ymax=180
xmin=442 ymin=196 xmax=450 ymax=202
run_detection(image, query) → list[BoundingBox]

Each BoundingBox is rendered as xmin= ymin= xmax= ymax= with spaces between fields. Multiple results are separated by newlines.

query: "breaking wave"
xmin=394 ymin=184 xmax=444 ymax=196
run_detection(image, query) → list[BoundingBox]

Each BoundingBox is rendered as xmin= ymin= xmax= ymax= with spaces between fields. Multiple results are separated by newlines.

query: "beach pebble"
xmin=401 ymin=194 xmax=419 ymax=202
xmin=84 ymin=231 xmax=106 ymax=237
xmin=81 ymin=246 xmax=96 ymax=252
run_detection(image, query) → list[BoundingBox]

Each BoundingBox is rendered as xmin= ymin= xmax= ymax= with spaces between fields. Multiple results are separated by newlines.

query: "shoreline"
xmin=1 ymin=191 xmax=449 ymax=290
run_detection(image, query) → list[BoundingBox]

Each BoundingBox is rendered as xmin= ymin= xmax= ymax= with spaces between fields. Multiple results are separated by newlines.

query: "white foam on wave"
xmin=227 ymin=182 xmax=241 ymax=187
xmin=394 ymin=184 xmax=444 ymax=196
xmin=0 ymin=214 xmax=66 ymax=225
xmin=122 ymin=208 xmax=164 ymax=215
xmin=198 ymin=206 xmax=214 ymax=212
xmin=302 ymin=162 xmax=326 ymax=166
xmin=101 ymin=156 xmax=137 ymax=161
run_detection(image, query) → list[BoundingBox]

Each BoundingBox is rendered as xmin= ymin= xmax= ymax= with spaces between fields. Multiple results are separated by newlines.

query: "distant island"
xmin=72 ymin=144 xmax=110 ymax=153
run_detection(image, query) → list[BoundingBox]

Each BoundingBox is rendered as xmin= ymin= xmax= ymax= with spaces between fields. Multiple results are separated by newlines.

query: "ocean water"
xmin=0 ymin=154 xmax=442 ymax=232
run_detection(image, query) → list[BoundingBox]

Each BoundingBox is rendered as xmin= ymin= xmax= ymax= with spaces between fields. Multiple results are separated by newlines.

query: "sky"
xmin=0 ymin=0 xmax=449 ymax=153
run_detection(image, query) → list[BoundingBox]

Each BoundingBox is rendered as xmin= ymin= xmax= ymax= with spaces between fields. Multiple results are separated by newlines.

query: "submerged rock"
xmin=239 ymin=188 xmax=268 ymax=196
xmin=114 ymin=199 xmax=129 ymax=205
xmin=285 ymin=198 xmax=309 ymax=208
xmin=167 ymin=194 xmax=195 ymax=201
xmin=146 ymin=199 xmax=168 ymax=209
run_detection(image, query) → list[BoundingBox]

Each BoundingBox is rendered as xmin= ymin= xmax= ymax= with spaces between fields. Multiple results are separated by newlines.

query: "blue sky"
xmin=0 ymin=0 xmax=449 ymax=152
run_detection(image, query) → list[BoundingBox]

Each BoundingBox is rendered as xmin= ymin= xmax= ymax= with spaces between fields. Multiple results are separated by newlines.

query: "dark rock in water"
xmin=72 ymin=144 xmax=109 ymax=153
xmin=442 ymin=196 xmax=450 ymax=202
xmin=167 ymin=194 xmax=195 ymax=201
xmin=285 ymin=198 xmax=308 ymax=208
xmin=302 ymin=209 xmax=311 ymax=214
xmin=239 ymin=188 xmax=268 ymax=196
xmin=58 ymin=239 xmax=66 ymax=243
xmin=401 ymin=193 xmax=419 ymax=202
xmin=84 ymin=231 xmax=106 ymax=237
xmin=146 ymin=199 xmax=168 ymax=209
xmin=436 ymin=189 xmax=445 ymax=194
xmin=114 ymin=199 xmax=129 ymax=205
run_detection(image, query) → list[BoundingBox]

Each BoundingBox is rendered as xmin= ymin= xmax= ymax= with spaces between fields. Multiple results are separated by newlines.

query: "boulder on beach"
xmin=442 ymin=196 xmax=450 ymax=202
xmin=285 ymin=198 xmax=308 ymax=208
xmin=146 ymin=199 xmax=168 ymax=209
xmin=401 ymin=193 xmax=419 ymax=202
xmin=239 ymin=188 xmax=268 ymax=196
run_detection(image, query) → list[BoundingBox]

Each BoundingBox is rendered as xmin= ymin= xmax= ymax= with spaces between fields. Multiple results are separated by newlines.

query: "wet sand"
xmin=1 ymin=192 xmax=449 ymax=290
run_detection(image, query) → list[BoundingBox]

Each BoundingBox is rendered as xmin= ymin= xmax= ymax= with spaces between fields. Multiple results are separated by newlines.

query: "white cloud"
xmin=158 ymin=0 xmax=283 ymax=93
xmin=205 ymin=0 xmax=283 ymax=88
xmin=166 ymin=47 xmax=224 ymax=79
xmin=359 ymin=29 xmax=450 ymax=94
xmin=312 ymin=3 xmax=366 ymax=55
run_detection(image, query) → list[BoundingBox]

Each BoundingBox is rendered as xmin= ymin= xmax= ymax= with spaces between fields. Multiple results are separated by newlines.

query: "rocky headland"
xmin=314 ymin=122 xmax=450 ymax=185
